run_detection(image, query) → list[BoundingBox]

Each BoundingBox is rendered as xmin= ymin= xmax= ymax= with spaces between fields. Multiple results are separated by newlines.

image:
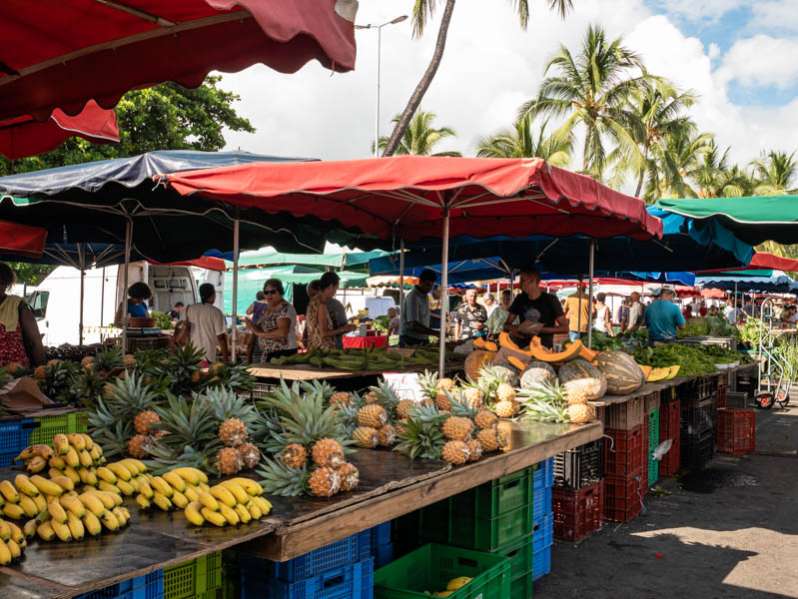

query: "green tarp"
xmin=236 ymin=249 xmax=390 ymax=271
xmin=656 ymin=196 xmax=798 ymax=245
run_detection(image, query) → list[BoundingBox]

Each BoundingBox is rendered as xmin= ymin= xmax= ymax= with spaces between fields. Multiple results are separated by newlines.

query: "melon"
xmin=646 ymin=367 xmax=671 ymax=382
xmin=520 ymin=361 xmax=557 ymax=389
xmin=465 ymin=350 xmax=495 ymax=381
xmin=595 ymin=351 xmax=644 ymax=396
xmin=558 ymin=359 xmax=607 ymax=400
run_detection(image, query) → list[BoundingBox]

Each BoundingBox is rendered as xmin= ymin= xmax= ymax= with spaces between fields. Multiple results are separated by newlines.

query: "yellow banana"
xmin=234 ymin=503 xmax=251 ymax=524
xmin=15 ymin=447 xmax=34 ymax=462
xmin=0 ymin=520 xmax=10 ymax=541
xmin=171 ymin=490 xmax=188 ymax=509
xmin=247 ymin=501 xmax=262 ymax=520
xmin=0 ymin=541 xmax=12 ymax=564
xmin=152 ymin=492 xmax=172 ymax=511
xmin=49 ymin=456 xmax=66 ymax=470
xmin=183 ymin=486 xmax=199 ymax=502
xmin=67 ymin=513 xmax=84 ymax=540
xmin=137 ymin=479 xmax=154 ymax=499
xmin=80 ymin=434 xmax=94 ymax=450
xmin=197 ymin=490 xmax=219 ymax=512
xmin=219 ymin=480 xmax=249 ymax=504
xmin=107 ymin=462 xmax=132 ymax=481
xmin=51 ymin=519 xmax=72 ymax=542
xmin=107 ymin=491 xmax=123 ymax=507
xmin=254 ymin=496 xmax=272 ymax=515
xmin=6 ymin=538 xmax=20 ymax=559
xmin=92 ymin=492 xmax=115 ymax=510
xmin=201 ymin=507 xmax=226 ymax=527
xmin=32 ymin=493 xmax=46 ymax=513
xmin=67 ymin=434 xmax=85 ymax=451
xmin=218 ymin=503 xmax=239 ymax=525
xmin=173 ymin=467 xmax=203 ymax=486
xmin=231 ymin=478 xmax=263 ymax=496
xmin=0 ymin=481 xmax=19 ymax=503
xmin=101 ymin=510 xmax=120 ymax=531
xmin=89 ymin=444 xmax=103 ymax=462
xmin=116 ymin=479 xmax=135 ymax=496
xmin=82 ymin=512 xmax=102 ymax=536
xmin=162 ymin=471 xmax=186 ymax=493
xmin=37 ymin=521 xmax=55 ymax=541
xmin=209 ymin=485 xmax=236 ymax=508
xmin=127 ymin=476 xmax=140 ymax=493
xmin=30 ymin=475 xmax=62 ymax=497
xmin=51 ymin=475 xmax=74 ymax=493
xmin=18 ymin=495 xmax=38 ymax=518
xmin=59 ymin=494 xmax=86 ymax=519
xmin=48 ymin=468 xmax=64 ymax=481
xmin=64 ymin=447 xmax=80 ymax=469
xmin=25 ymin=456 xmax=47 ymax=474
xmin=79 ymin=467 xmax=98 ymax=487
xmin=112 ymin=507 xmax=129 ymax=527
xmin=63 ymin=466 xmax=81 ymax=486
xmin=3 ymin=504 xmax=24 ymax=520
xmin=8 ymin=522 xmax=23 ymax=544
xmin=122 ymin=459 xmax=146 ymax=475
xmin=136 ymin=494 xmax=151 ymax=510
xmin=184 ymin=501 xmax=205 ymax=526
xmin=23 ymin=519 xmax=37 ymax=539
xmin=149 ymin=476 xmax=173 ymax=498
xmin=14 ymin=475 xmax=39 ymax=497
xmin=96 ymin=467 xmax=117 ymax=484
xmin=47 ymin=499 xmax=68 ymax=524
xmin=78 ymin=492 xmax=105 ymax=517
xmin=98 ymin=481 xmax=120 ymax=494
xmin=52 ymin=434 xmax=70 ymax=455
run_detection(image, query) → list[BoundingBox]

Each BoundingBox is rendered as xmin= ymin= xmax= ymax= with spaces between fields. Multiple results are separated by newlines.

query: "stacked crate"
xmin=532 ymin=459 xmax=554 ymax=581
xmin=76 ymin=570 xmax=164 ymax=599
xmin=164 ymin=552 xmax=223 ymax=599
xmin=715 ymin=408 xmax=756 ymax=456
xmin=644 ymin=393 xmax=661 ymax=489
xmin=29 ymin=410 xmax=87 ymax=446
xmin=552 ymin=441 xmax=603 ymax=542
xmin=601 ymin=395 xmax=647 ymax=522
xmin=0 ymin=418 xmax=34 ymax=467
xmin=659 ymin=396 xmax=681 ymax=477
xmin=680 ymin=377 xmax=716 ymax=471
xmin=239 ymin=531 xmax=374 ymax=599
xmin=370 ymin=523 xmax=394 ymax=568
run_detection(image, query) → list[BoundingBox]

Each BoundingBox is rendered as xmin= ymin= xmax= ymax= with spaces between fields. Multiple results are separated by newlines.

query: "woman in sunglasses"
xmin=245 ymin=278 xmax=297 ymax=363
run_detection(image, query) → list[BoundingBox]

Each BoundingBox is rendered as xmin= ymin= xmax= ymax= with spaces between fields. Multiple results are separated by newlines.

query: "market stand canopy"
xmin=0 ymin=220 xmax=46 ymax=257
xmin=0 ymin=101 xmax=119 ymax=160
xmin=696 ymin=269 xmax=798 ymax=293
xmin=160 ymin=156 xmax=663 ymax=243
xmin=0 ymin=0 xmax=357 ymax=122
xmin=657 ymin=196 xmax=798 ymax=245
xmin=236 ymin=249 xmax=389 ymax=271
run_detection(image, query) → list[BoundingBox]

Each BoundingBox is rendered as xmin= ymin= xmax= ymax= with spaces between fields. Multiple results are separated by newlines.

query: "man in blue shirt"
xmin=644 ymin=287 xmax=685 ymax=343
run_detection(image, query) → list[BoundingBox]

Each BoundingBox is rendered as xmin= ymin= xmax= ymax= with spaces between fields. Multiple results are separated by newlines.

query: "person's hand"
xmin=244 ymin=319 xmax=257 ymax=331
xmin=473 ymin=322 xmax=484 ymax=330
xmin=518 ymin=321 xmax=543 ymax=336
xmin=344 ymin=324 xmax=357 ymax=333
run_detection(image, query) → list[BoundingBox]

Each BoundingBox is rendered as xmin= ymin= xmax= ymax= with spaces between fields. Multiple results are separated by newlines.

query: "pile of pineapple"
xmin=334 ymin=381 xmax=401 ymax=449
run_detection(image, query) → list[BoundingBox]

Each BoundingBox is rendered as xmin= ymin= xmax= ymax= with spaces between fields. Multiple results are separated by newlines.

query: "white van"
xmin=28 ymin=262 xmax=205 ymax=347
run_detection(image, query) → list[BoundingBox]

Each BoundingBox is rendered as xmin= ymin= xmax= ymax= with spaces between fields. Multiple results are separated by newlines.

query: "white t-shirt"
xmin=186 ymin=303 xmax=226 ymax=362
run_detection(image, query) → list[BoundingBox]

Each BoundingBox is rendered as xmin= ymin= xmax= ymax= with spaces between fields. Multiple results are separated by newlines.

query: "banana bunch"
xmin=135 ymin=467 xmax=209 ymax=512
xmin=94 ymin=459 xmax=149 ymax=497
xmin=24 ymin=487 xmax=130 ymax=543
xmin=0 ymin=519 xmax=26 ymax=564
xmin=184 ymin=479 xmax=271 ymax=527
xmin=0 ymin=475 xmax=66 ymax=520
xmin=42 ymin=434 xmax=105 ymax=489
xmin=15 ymin=444 xmax=54 ymax=474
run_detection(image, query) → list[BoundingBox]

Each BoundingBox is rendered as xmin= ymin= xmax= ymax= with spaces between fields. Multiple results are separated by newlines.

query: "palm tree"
xmin=381 ymin=0 xmax=574 ymax=157
xmin=476 ymin=116 xmax=571 ymax=166
xmin=651 ymin=128 xmax=714 ymax=199
xmin=693 ymin=141 xmax=752 ymax=198
xmin=521 ymin=25 xmax=647 ymax=180
xmin=376 ymin=110 xmax=461 ymax=156
xmin=750 ymin=151 xmax=797 ymax=195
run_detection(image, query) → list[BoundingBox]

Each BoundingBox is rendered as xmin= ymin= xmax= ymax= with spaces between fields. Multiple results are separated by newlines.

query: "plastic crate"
xmin=77 ymin=570 xmax=164 ymax=599
xmin=510 ymin=572 xmax=533 ymax=599
xmin=647 ymin=411 xmax=660 ymax=488
xmin=374 ymin=543 xmax=511 ymax=599
xmin=599 ymin=396 xmax=645 ymax=430
xmin=715 ymin=408 xmax=755 ymax=456
xmin=269 ymin=531 xmax=371 ymax=582
xmin=659 ymin=399 xmax=681 ymax=477
xmin=681 ymin=398 xmax=715 ymax=437
xmin=0 ymin=418 xmax=34 ymax=467
xmin=681 ymin=429 xmax=714 ymax=472
xmin=716 ymin=383 xmax=728 ymax=408
xmin=553 ymin=480 xmax=604 ymax=542
xmin=553 ymin=441 xmax=602 ymax=489
xmin=494 ymin=534 xmax=533 ymax=581
xmin=603 ymin=474 xmax=645 ymax=523
xmin=242 ymin=557 xmax=373 ymax=599
xmin=371 ymin=523 xmax=392 ymax=547
xmin=602 ymin=426 xmax=644 ymax=477
xmin=373 ymin=542 xmax=395 ymax=568
xmin=532 ymin=459 xmax=554 ymax=490
xmin=164 ymin=552 xmax=222 ymax=599
xmin=645 ymin=392 xmax=661 ymax=415
xmin=532 ymin=486 xmax=551 ymax=526
xmin=532 ymin=545 xmax=551 ymax=581
xmin=29 ymin=411 xmax=87 ymax=446
xmin=450 ymin=502 xmax=533 ymax=552
xmin=451 ymin=468 xmax=532 ymax=518
xmin=417 ymin=499 xmax=452 ymax=545
xmin=532 ymin=513 xmax=553 ymax=553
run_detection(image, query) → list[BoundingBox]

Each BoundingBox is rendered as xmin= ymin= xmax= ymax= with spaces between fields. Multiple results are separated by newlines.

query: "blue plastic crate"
xmin=267 ymin=531 xmax=371 ymax=582
xmin=533 ymin=458 xmax=554 ymax=491
xmin=370 ymin=522 xmax=392 ymax=547
xmin=533 ymin=486 xmax=552 ymax=525
xmin=0 ymin=419 xmax=34 ymax=467
xmin=242 ymin=557 xmax=374 ymax=599
xmin=532 ymin=545 xmax=552 ymax=581
xmin=77 ymin=571 xmax=164 ymax=599
xmin=373 ymin=542 xmax=394 ymax=568
xmin=532 ymin=513 xmax=554 ymax=553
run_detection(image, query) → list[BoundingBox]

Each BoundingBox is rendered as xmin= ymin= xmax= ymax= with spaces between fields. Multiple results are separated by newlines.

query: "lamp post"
xmin=356 ymin=15 xmax=408 ymax=157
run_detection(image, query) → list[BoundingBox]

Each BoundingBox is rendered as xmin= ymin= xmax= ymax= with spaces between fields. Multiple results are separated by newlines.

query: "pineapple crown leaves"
xmin=417 ymin=370 xmax=440 ymax=401
xmin=105 ymin=372 xmax=160 ymax=419
xmin=144 ymin=444 xmax=210 ymax=475
xmin=93 ymin=347 xmax=124 ymax=372
xmin=203 ymin=362 xmax=256 ymax=393
xmin=449 ymin=396 xmax=477 ymax=419
xmin=393 ymin=416 xmax=445 ymax=461
xmin=367 ymin=379 xmax=401 ymax=413
xmin=517 ymin=381 xmax=569 ymax=423
xmin=197 ymin=386 xmax=258 ymax=427
xmin=38 ymin=360 xmax=82 ymax=404
xmin=299 ymin=379 xmax=336 ymax=401
xmin=88 ymin=415 xmax=133 ymax=459
xmin=257 ymin=456 xmax=309 ymax=497
xmin=153 ymin=392 xmax=220 ymax=452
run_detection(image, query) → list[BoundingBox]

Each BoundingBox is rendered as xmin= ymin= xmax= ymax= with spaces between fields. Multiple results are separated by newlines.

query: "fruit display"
xmin=28 ymin=488 xmax=131 ymax=542
xmin=517 ymin=380 xmax=597 ymax=425
xmin=184 ymin=479 xmax=271 ymax=527
xmin=594 ymin=351 xmax=645 ymax=395
xmin=335 ymin=381 xmax=401 ymax=450
xmin=0 ymin=519 xmax=26 ymax=564
xmin=134 ymin=467 xmax=208 ymax=512
xmin=268 ymin=346 xmax=443 ymax=371
xmin=17 ymin=433 xmax=106 ymax=487
xmin=427 ymin=576 xmax=473 ymax=597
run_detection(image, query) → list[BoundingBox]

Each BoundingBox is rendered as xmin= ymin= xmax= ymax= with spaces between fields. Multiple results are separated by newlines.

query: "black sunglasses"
xmin=263 ymin=289 xmax=278 ymax=295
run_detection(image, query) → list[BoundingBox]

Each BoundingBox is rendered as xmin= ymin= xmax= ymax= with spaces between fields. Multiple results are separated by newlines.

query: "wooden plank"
xmin=242 ymin=420 xmax=602 ymax=561
xmin=590 ymin=383 xmax=665 ymax=407
xmin=0 ymin=569 xmax=71 ymax=599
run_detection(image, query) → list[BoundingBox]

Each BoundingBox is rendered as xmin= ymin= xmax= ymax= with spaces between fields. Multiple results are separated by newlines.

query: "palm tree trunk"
xmin=381 ymin=0 xmax=457 ymax=157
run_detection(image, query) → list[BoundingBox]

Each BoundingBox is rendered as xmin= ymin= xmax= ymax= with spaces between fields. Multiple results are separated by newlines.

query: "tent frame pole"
xmin=78 ymin=244 xmax=85 ymax=347
xmin=587 ymin=240 xmax=595 ymax=348
xmin=438 ymin=207 xmax=450 ymax=377
xmin=231 ymin=215 xmax=240 ymax=363
xmin=398 ymin=238 xmax=406 ymax=316
xmin=121 ymin=219 xmax=132 ymax=354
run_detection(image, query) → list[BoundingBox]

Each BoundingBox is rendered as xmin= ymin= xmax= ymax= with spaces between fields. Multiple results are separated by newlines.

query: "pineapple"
xmin=517 ymin=382 xmax=569 ymax=423
xmin=493 ymin=400 xmax=518 ymax=418
xmin=435 ymin=391 xmax=452 ymax=412
xmin=134 ymin=411 xmax=160 ymax=435
xmin=396 ymin=399 xmax=416 ymax=420
xmin=307 ymin=467 xmax=341 ymax=497
xmin=352 ymin=427 xmax=379 ymax=448
xmin=216 ymin=447 xmax=242 ymax=475
xmin=336 ymin=462 xmax=359 ymax=492
xmin=475 ymin=410 xmax=498 ymax=430
xmin=476 ymin=427 xmax=507 ymax=453
xmin=257 ymin=457 xmax=309 ymax=497
xmin=462 ymin=386 xmax=484 ymax=408
xmin=81 ymin=356 xmax=94 ymax=371
xmin=366 ymin=380 xmax=400 ymax=416
xmin=205 ymin=387 xmax=258 ymax=447
xmin=496 ymin=383 xmax=516 ymax=403
xmin=441 ymin=440 xmax=470 ymax=465
xmin=437 ymin=378 xmax=455 ymax=392
xmin=329 ymin=392 xmax=352 ymax=407
xmin=127 ymin=434 xmax=150 ymax=459
xmin=567 ymin=403 xmax=596 ymax=424
xmin=466 ymin=439 xmax=483 ymax=462
xmin=93 ymin=347 xmax=124 ymax=375
xmin=280 ymin=444 xmax=308 ymax=468
xmin=123 ymin=354 xmax=137 ymax=369
xmin=218 ymin=418 xmax=248 ymax=447
xmin=377 ymin=424 xmax=397 ymax=447
xmin=311 ymin=438 xmax=345 ymax=468
xmin=237 ymin=442 xmax=261 ymax=469
xmin=357 ymin=404 xmax=387 ymax=428
xmin=163 ymin=343 xmax=205 ymax=394
xmin=33 ymin=366 xmax=46 ymax=380
xmin=37 ymin=360 xmax=81 ymax=404
xmin=394 ymin=405 xmax=446 ymax=460
xmin=441 ymin=416 xmax=474 ymax=441
xmin=363 ymin=390 xmax=380 ymax=404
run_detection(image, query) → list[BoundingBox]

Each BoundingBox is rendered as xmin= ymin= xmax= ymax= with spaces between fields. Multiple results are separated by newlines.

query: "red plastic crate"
xmin=552 ymin=480 xmax=604 ymax=542
xmin=716 ymin=384 xmax=728 ymax=408
xmin=715 ymin=408 xmax=755 ymax=456
xmin=659 ymin=400 xmax=681 ymax=477
xmin=602 ymin=426 xmax=644 ymax=477
xmin=604 ymin=474 xmax=645 ymax=522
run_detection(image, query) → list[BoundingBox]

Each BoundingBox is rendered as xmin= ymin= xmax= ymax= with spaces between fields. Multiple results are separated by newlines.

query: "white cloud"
xmin=749 ymin=1 xmax=798 ymax=33
xmin=652 ymin=0 xmax=748 ymax=23
xmin=717 ymin=34 xmax=798 ymax=89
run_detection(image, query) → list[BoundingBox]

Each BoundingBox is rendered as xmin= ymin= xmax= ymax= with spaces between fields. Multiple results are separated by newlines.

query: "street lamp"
xmin=356 ymin=15 xmax=408 ymax=156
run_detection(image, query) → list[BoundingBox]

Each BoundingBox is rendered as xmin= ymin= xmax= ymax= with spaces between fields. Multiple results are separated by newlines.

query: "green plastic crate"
xmin=493 ymin=535 xmax=533 ymax=581
xmin=29 ymin=411 xmax=87 ymax=445
xmin=374 ymin=543 xmax=511 ymax=599
xmin=510 ymin=571 xmax=533 ymax=599
xmin=164 ymin=552 xmax=223 ymax=599
xmin=451 ymin=502 xmax=533 ymax=552
xmin=648 ymin=410 xmax=660 ymax=487
xmin=451 ymin=468 xmax=533 ymax=518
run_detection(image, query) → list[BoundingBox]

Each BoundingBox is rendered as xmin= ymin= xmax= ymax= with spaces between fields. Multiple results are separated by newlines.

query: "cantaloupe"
xmin=595 ymin=351 xmax=645 ymax=396
xmin=646 ymin=367 xmax=671 ymax=382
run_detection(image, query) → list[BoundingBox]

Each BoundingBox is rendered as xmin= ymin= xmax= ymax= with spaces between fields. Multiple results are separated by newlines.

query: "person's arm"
xmin=246 ymin=317 xmax=290 ymax=340
xmin=246 ymin=333 xmax=256 ymax=363
xmin=19 ymin=304 xmax=45 ymax=366
xmin=674 ymin=305 xmax=686 ymax=330
xmin=246 ymin=302 xmax=255 ymax=316
xmin=213 ymin=310 xmax=229 ymax=362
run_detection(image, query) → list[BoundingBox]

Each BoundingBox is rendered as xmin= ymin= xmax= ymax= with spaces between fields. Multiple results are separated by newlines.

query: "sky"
xmin=220 ymin=0 xmax=798 ymax=170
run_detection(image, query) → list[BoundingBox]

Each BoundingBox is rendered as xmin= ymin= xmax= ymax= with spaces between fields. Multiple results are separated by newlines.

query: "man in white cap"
xmin=644 ymin=286 xmax=685 ymax=344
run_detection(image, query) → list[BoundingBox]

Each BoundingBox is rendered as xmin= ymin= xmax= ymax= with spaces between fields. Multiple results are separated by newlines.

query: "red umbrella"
xmin=697 ymin=251 xmax=798 ymax=274
xmin=0 ymin=0 xmax=356 ymax=122
xmin=161 ymin=156 xmax=661 ymax=370
xmin=0 ymin=221 xmax=47 ymax=257
xmin=0 ymin=100 xmax=119 ymax=160
xmin=158 ymin=256 xmax=227 ymax=271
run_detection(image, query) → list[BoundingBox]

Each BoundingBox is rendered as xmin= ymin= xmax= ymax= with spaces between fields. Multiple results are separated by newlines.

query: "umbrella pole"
xmin=399 ymin=238 xmax=406 ymax=313
xmin=121 ymin=219 xmax=132 ymax=354
xmin=587 ymin=240 xmax=595 ymax=348
xmin=78 ymin=244 xmax=85 ymax=347
xmin=438 ymin=209 xmax=450 ymax=377
xmin=100 ymin=267 xmax=106 ymax=342
xmin=231 ymin=216 xmax=240 ymax=364
xmin=577 ymin=275 xmax=583 ymax=334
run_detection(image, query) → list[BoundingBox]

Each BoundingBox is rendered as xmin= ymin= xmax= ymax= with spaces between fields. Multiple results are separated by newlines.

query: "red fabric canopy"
xmin=161 ymin=156 xmax=662 ymax=242
xmin=0 ymin=0 xmax=356 ymax=122
xmin=0 ymin=101 xmax=119 ymax=160
xmin=701 ymin=288 xmax=727 ymax=299
xmin=748 ymin=252 xmax=798 ymax=272
xmin=0 ymin=221 xmax=47 ymax=257
xmin=158 ymin=256 xmax=227 ymax=271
